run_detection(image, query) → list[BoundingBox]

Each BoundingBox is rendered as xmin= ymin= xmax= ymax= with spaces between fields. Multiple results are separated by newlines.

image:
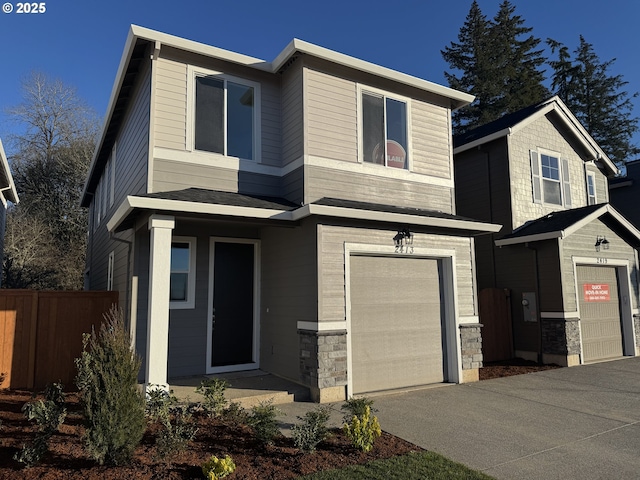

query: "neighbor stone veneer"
xmin=541 ymin=318 xmax=581 ymax=355
xmin=299 ymin=329 xmax=347 ymax=390
xmin=634 ymin=315 xmax=640 ymax=350
xmin=460 ymin=324 xmax=483 ymax=370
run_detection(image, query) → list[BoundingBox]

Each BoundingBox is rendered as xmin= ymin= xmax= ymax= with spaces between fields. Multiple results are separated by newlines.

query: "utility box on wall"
xmin=522 ymin=292 xmax=537 ymax=322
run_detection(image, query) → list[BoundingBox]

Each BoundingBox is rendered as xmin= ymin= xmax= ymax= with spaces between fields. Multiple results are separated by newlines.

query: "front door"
xmin=207 ymin=239 xmax=259 ymax=373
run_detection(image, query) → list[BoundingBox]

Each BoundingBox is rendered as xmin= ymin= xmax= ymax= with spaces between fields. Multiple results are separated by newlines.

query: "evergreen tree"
xmin=548 ymin=36 xmax=639 ymax=164
xmin=441 ymin=1 xmax=496 ymax=131
xmin=442 ymin=1 xmax=548 ymax=133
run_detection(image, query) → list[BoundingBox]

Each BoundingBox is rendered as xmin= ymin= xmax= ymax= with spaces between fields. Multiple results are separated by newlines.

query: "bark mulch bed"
xmin=0 ymin=361 xmax=560 ymax=479
xmin=0 ymin=390 xmax=421 ymax=480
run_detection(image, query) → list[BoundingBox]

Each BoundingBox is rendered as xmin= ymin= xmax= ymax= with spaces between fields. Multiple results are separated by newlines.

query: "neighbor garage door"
xmin=350 ymin=255 xmax=444 ymax=394
xmin=577 ymin=265 xmax=623 ymax=362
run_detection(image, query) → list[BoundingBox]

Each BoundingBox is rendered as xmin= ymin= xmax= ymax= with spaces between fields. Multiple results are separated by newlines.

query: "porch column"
xmin=145 ymin=214 xmax=175 ymax=392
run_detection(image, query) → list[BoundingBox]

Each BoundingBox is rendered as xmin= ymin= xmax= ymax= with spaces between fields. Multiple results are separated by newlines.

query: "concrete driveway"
xmin=372 ymin=357 xmax=640 ymax=479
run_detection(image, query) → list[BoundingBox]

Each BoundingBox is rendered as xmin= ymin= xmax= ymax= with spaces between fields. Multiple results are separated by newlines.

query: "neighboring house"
xmin=0 ymin=139 xmax=19 ymax=287
xmin=610 ymin=159 xmax=640 ymax=229
xmin=454 ymin=96 xmax=640 ymax=367
xmin=81 ymin=26 xmax=500 ymax=402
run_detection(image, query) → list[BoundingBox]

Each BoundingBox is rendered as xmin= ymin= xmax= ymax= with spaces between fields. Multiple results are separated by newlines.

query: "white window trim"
xmin=533 ymin=148 xmax=570 ymax=207
xmin=357 ymin=83 xmax=413 ymax=171
xmin=170 ymin=236 xmax=197 ymax=310
xmin=186 ymin=65 xmax=262 ymax=163
xmin=96 ymin=179 xmax=103 ymax=225
xmin=587 ymin=171 xmax=597 ymax=205
xmin=107 ymin=251 xmax=115 ymax=290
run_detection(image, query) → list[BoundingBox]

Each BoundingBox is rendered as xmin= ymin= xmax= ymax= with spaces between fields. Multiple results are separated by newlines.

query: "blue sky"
xmin=1 ymin=0 xmax=639 ymax=156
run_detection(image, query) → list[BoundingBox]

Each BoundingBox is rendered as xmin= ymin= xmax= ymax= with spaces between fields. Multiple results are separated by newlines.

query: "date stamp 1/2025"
xmin=3 ymin=2 xmax=46 ymax=13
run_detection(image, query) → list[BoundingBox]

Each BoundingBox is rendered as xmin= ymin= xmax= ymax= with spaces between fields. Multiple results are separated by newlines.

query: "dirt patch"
xmin=480 ymin=358 xmax=562 ymax=380
xmin=0 ymin=390 xmax=421 ymax=479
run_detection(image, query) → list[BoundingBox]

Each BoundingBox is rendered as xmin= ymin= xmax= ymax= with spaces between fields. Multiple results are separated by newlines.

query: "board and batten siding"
xmin=509 ymin=115 xmax=608 ymax=229
xmin=152 ymin=50 xmax=282 ymax=166
xmin=318 ymin=224 xmax=477 ymax=323
xmin=560 ymin=218 xmax=639 ymax=313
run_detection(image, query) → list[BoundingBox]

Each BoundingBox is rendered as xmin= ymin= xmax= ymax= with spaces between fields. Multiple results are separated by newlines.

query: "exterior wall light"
xmin=394 ymin=228 xmax=414 ymax=253
xmin=595 ymin=235 xmax=610 ymax=252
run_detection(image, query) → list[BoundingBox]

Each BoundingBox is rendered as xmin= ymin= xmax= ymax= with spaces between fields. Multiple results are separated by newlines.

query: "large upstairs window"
xmin=191 ymin=69 xmax=260 ymax=162
xmin=361 ymin=90 xmax=408 ymax=169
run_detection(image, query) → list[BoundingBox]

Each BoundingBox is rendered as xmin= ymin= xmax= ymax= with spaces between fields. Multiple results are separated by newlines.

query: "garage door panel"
xmin=350 ymin=255 xmax=444 ymax=394
xmin=577 ymin=265 xmax=623 ymax=362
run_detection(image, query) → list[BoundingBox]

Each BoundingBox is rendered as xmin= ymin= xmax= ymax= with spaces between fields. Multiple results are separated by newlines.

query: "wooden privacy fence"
xmin=478 ymin=288 xmax=513 ymax=362
xmin=0 ymin=290 xmax=118 ymax=390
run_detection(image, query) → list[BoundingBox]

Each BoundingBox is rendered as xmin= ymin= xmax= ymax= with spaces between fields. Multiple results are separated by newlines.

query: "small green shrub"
xmin=343 ymin=405 xmax=381 ymax=452
xmin=292 ymin=405 xmax=332 ymax=453
xmin=145 ymin=385 xmax=178 ymax=424
xmin=222 ymin=401 xmax=249 ymax=426
xmin=75 ymin=306 xmax=146 ymax=466
xmin=154 ymin=405 xmax=198 ymax=461
xmin=248 ymin=400 xmax=282 ymax=445
xmin=196 ymin=378 xmax=229 ymax=417
xmin=14 ymin=383 xmax=67 ymax=467
xmin=202 ymin=454 xmax=236 ymax=479
xmin=341 ymin=396 xmax=376 ymax=423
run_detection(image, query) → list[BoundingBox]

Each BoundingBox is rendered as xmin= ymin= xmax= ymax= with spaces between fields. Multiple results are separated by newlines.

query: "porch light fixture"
xmin=595 ymin=235 xmax=610 ymax=252
xmin=394 ymin=228 xmax=414 ymax=252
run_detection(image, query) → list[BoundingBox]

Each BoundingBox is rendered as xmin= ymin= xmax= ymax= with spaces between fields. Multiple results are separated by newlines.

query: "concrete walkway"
xmin=365 ymin=357 xmax=640 ymax=480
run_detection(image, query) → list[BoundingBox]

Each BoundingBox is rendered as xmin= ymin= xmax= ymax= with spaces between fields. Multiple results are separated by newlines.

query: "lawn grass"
xmin=299 ymin=450 xmax=495 ymax=480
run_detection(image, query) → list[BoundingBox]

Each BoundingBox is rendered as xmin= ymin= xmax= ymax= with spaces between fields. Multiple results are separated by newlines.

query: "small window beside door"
xmin=170 ymin=237 xmax=196 ymax=309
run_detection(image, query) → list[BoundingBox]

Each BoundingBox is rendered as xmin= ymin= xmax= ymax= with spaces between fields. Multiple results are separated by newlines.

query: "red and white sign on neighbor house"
xmin=583 ymin=284 xmax=611 ymax=302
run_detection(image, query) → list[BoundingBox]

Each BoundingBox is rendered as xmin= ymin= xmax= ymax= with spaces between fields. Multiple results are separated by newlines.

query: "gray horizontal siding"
xmin=411 ymin=100 xmax=452 ymax=179
xmin=281 ymin=166 xmax=304 ymax=205
xmin=152 ymin=158 xmax=280 ymax=197
xmin=155 ymin=58 xmax=187 ymax=151
xmin=282 ymin=61 xmax=303 ymax=165
xmin=305 ymin=165 xmax=454 ymax=212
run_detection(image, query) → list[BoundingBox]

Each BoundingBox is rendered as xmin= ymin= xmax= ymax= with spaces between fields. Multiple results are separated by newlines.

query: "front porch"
xmin=167 ymin=370 xmax=310 ymax=408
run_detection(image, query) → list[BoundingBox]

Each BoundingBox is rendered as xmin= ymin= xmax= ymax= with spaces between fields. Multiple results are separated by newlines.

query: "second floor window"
xmin=193 ymin=73 xmax=258 ymax=161
xmin=530 ymin=149 xmax=571 ymax=208
xmin=361 ymin=91 xmax=408 ymax=169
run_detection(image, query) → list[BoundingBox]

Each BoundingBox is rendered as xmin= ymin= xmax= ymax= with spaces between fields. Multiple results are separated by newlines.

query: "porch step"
xmin=169 ymin=370 xmax=309 ymax=409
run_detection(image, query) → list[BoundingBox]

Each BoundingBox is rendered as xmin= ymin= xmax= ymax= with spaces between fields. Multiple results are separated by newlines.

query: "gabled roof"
xmin=495 ymin=203 xmax=640 ymax=248
xmin=0 ymin=139 xmax=19 ymax=205
xmin=453 ymin=96 xmax=618 ymax=176
xmin=107 ymin=189 xmax=500 ymax=236
xmin=81 ymin=26 xmax=475 ymax=206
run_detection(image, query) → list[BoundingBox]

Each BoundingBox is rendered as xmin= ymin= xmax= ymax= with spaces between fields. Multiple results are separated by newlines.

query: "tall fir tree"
xmin=548 ymin=36 xmax=639 ymax=165
xmin=442 ymin=1 xmax=548 ymax=134
xmin=441 ymin=1 xmax=497 ymax=132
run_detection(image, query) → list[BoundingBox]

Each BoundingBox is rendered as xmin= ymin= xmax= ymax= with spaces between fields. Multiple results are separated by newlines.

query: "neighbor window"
xmin=193 ymin=72 xmax=259 ymax=161
xmin=587 ymin=172 xmax=597 ymax=205
xmin=361 ymin=91 xmax=408 ymax=169
xmin=170 ymin=237 xmax=196 ymax=309
xmin=530 ymin=150 xmax=571 ymax=207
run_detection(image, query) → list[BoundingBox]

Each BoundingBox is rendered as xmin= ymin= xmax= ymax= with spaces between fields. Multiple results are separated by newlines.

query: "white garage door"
xmin=350 ymin=255 xmax=444 ymax=394
xmin=577 ymin=265 xmax=623 ymax=362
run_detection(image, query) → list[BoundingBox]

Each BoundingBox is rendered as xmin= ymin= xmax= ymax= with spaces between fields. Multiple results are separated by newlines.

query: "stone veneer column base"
xmin=459 ymin=324 xmax=483 ymax=373
xmin=310 ymin=386 xmax=347 ymax=403
xmin=543 ymin=353 xmax=581 ymax=367
xmin=461 ymin=369 xmax=479 ymax=383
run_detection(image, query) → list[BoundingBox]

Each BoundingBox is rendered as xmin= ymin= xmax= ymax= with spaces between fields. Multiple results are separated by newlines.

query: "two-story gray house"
xmin=454 ymin=97 xmax=640 ymax=367
xmin=82 ymin=26 xmax=499 ymax=402
xmin=610 ymin=159 xmax=640 ymax=229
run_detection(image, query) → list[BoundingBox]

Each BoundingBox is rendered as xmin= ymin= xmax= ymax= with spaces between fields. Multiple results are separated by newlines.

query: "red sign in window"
xmin=583 ymin=284 xmax=610 ymax=302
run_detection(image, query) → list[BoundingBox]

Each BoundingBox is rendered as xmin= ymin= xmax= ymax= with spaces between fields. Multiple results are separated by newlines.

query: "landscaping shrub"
xmin=14 ymin=383 xmax=67 ymax=467
xmin=202 ymin=454 xmax=236 ymax=479
xmin=292 ymin=405 xmax=332 ymax=453
xmin=196 ymin=378 xmax=229 ymax=417
xmin=75 ymin=306 xmax=146 ymax=466
xmin=248 ymin=400 xmax=282 ymax=445
xmin=343 ymin=405 xmax=381 ymax=452
xmin=222 ymin=400 xmax=249 ymax=426
xmin=341 ymin=396 xmax=376 ymax=423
